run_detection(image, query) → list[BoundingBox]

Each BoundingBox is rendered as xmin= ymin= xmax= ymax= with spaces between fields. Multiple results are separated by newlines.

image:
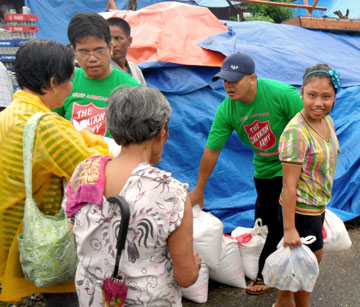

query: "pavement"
xmin=183 ymin=226 xmax=360 ymax=307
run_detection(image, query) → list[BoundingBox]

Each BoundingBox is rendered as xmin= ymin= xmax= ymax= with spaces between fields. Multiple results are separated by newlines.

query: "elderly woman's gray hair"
xmin=106 ymin=86 xmax=172 ymax=145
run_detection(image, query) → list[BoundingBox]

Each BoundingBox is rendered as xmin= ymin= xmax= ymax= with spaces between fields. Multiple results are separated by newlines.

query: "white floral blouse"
xmin=66 ymin=155 xmax=187 ymax=306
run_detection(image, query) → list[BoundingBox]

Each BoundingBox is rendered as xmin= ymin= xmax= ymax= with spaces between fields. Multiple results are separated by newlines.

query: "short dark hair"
xmin=106 ymin=86 xmax=171 ymax=146
xmin=15 ymin=39 xmax=74 ymax=94
xmin=107 ymin=17 xmax=131 ymax=37
xmin=303 ymin=63 xmax=334 ymax=89
xmin=68 ymin=12 xmax=111 ymax=48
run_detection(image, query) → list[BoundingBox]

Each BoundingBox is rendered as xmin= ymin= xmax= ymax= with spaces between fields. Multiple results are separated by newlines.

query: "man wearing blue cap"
xmin=189 ymin=52 xmax=303 ymax=295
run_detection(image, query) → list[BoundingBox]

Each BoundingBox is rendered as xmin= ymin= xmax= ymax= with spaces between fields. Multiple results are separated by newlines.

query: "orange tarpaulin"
xmin=100 ymin=2 xmax=227 ymax=67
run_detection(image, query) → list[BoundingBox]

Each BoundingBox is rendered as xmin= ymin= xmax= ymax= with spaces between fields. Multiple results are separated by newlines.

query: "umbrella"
xmin=102 ymin=195 xmax=130 ymax=307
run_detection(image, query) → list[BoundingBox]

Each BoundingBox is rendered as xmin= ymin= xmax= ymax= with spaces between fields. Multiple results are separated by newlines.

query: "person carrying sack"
xmin=0 ymin=39 xmax=110 ymax=305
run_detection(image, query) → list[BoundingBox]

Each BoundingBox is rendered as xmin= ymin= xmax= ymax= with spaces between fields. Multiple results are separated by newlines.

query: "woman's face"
xmin=301 ymin=77 xmax=335 ymax=123
xmin=52 ymin=77 xmax=73 ymax=109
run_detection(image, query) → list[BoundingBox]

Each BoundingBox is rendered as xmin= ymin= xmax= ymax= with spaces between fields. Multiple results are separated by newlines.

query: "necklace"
xmin=301 ymin=112 xmax=330 ymax=142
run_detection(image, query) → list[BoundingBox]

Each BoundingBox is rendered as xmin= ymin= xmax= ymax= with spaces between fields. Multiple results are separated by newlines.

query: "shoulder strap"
xmin=107 ymin=195 xmax=130 ymax=278
xmin=23 ymin=112 xmax=52 ymax=199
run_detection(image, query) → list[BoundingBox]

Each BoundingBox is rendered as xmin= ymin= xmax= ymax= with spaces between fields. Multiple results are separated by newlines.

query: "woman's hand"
xmin=193 ymin=251 xmax=202 ymax=271
xmin=283 ymin=227 xmax=302 ymax=249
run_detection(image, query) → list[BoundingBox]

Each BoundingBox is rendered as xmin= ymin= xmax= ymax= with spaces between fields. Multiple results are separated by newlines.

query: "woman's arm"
xmin=168 ymin=195 xmax=201 ymax=288
xmin=282 ymin=163 xmax=302 ymax=249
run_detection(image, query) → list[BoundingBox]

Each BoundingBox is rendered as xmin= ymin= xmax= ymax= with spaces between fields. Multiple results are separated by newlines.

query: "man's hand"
xmin=188 ymin=187 xmax=204 ymax=209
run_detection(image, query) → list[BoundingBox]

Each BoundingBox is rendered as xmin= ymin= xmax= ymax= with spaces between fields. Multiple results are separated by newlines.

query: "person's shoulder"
xmin=134 ymin=164 xmax=188 ymax=191
xmin=71 ymin=67 xmax=85 ymax=83
xmin=220 ymin=96 xmax=232 ymax=106
xmin=109 ymin=68 xmax=140 ymax=86
xmin=112 ymin=67 xmax=140 ymax=84
xmin=285 ymin=112 xmax=310 ymax=135
xmin=39 ymin=112 xmax=75 ymax=129
xmin=259 ymin=78 xmax=296 ymax=91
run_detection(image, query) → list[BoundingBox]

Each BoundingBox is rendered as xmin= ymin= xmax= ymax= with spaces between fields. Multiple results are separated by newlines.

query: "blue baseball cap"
xmin=212 ymin=52 xmax=255 ymax=82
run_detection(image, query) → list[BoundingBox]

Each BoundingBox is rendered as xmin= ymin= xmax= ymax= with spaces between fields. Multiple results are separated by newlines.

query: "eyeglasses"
xmin=75 ymin=48 xmax=108 ymax=59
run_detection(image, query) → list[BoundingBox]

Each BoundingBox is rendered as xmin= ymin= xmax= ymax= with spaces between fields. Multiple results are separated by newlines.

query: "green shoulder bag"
xmin=17 ymin=112 xmax=77 ymax=288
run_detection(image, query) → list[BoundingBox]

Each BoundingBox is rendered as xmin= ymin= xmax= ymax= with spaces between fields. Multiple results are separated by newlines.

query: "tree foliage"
xmin=247 ymin=0 xmax=295 ymax=23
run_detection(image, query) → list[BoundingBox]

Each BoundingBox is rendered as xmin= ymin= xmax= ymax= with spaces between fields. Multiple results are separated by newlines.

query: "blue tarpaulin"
xmin=145 ymin=21 xmax=360 ymax=232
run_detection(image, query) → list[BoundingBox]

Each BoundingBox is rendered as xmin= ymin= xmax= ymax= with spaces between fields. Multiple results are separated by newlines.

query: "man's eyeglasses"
xmin=75 ymin=48 xmax=108 ymax=59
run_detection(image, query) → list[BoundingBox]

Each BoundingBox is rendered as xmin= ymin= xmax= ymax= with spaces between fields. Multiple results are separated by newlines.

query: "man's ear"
xmin=249 ymin=73 xmax=257 ymax=85
xmin=128 ymin=36 xmax=133 ymax=46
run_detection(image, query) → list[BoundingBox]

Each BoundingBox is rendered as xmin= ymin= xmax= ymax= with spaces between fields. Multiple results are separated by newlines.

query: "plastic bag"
xmin=209 ymin=235 xmax=246 ymax=288
xmin=323 ymin=209 xmax=352 ymax=253
xmin=192 ymin=205 xmax=223 ymax=270
xmin=263 ymin=236 xmax=319 ymax=292
xmin=231 ymin=218 xmax=268 ymax=280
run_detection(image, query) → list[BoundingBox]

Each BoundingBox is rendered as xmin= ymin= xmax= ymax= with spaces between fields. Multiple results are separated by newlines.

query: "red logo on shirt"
xmin=243 ymin=120 xmax=276 ymax=151
xmin=71 ymin=102 xmax=106 ymax=136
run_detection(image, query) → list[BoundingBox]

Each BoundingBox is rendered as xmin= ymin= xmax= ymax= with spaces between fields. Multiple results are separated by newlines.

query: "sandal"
xmin=245 ymin=278 xmax=270 ymax=295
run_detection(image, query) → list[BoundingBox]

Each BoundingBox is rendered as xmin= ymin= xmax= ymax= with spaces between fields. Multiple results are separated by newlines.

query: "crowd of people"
xmin=0 ymin=11 xmax=340 ymax=307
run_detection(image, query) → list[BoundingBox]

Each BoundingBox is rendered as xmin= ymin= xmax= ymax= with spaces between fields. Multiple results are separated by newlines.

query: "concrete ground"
xmin=183 ymin=226 xmax=360 ymax=307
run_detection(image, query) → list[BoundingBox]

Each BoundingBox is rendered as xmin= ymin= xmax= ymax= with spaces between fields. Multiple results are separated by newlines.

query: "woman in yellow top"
xmin=0 ymin=39 xmax=110 ymax=305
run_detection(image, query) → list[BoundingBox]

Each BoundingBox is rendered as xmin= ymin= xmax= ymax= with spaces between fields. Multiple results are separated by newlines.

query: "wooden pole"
xmin=303 ymin=0 xmax=310 ymax=16
xmin=226 ymin=0 xmax=245 ymax=21
xmin=309 ymin=0 xmax=320 ymax=15
xmin=237 ymin=0 xmax=327 ymax=11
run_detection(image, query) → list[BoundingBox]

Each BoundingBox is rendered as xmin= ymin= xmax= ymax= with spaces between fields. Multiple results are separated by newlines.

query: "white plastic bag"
xmin=182 ymin=261 xmax=209 ymax=303
xmin=192 ymin=205 xmax=223 ymax=270
xmin=323 ymin=209 xmax=352 ymax=253
xmin=209 ymin=235 xmax=246 ymax=288
xmin=231 ymin=218 xmax=268 ymax=280
xmin=263 ymin=236 xmax=319 ymax=292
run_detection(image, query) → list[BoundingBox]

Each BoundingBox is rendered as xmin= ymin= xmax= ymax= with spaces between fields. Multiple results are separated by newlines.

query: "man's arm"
xmin=189 ymin=146 xmax=221 ymax=209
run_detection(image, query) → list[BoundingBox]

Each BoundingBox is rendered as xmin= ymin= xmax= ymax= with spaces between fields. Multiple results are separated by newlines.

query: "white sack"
xmin=209 ymin=235 xmax=246 ymax=288
xmin=182 ymin=261 xmax=209 ymax=304
xmin=231 ymin=218 xmax=268 ymax=280
xmin=323 ymin=209 xmax=352 ymax=253
xmin=192 ymin=205 xmax=223 ymax=270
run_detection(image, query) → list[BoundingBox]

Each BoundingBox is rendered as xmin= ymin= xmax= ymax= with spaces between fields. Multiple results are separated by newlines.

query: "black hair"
xmin=107 ymin=17 xmax=131 ymax=37
xmin=15 ymin=39 xmax=74 ymax=94
xmin=68 ymin=12 xmax=111 ymax=48
xmin=302 ymin=63 xmax=335 ymax=92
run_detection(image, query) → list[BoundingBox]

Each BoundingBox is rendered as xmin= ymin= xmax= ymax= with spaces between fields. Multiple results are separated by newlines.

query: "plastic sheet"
xmin=100 ymin=2 xmax=227 ymax=66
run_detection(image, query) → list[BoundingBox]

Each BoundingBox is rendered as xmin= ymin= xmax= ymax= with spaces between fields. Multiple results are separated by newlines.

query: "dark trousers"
xmin=42 ymin=293 xmax=79 ymax=307
xmin=254 ymin=176 xmax=284 ymax=280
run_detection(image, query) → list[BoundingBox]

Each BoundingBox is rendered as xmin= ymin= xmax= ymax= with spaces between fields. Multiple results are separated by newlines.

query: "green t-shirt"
xmin=206 ymin=78 xmax=303 ymax=179
xmin=54 ymin=67 xmax=140 ymax=138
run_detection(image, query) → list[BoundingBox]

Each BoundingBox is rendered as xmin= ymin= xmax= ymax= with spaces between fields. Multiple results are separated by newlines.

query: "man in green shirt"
xmin=189 ymin=53 xmax=303 ymax=295
xmin=54 ymin=12 xmax=140 ymax=138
